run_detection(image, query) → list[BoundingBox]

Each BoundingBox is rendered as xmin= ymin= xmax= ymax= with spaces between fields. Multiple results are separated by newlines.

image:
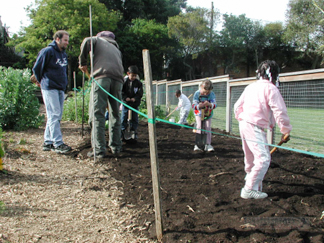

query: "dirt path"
xmin=0 ymin=121 xmax=156 ymax=243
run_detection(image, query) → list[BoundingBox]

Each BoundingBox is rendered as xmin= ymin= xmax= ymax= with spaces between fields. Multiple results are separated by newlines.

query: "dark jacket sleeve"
xmin=122 ymin=79 xmax=143 ymax=108
xmin=79 ymin=37 xmax=95 ymax=66
xmin=134 ymin=80 xmax=143 ymax=107
xmin=32 ymin=48 xmax=50 ymax=83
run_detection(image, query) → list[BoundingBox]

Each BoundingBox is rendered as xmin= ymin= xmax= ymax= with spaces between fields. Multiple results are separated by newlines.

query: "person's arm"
xmin=234 ymin=91 xmax=245 ymax=120
xmin=78 ymin=37 xmax=92 ymax=68
xmin=208 ymin=92 xmax=217 ymax=110
xmin=122 ymin=82 xmax=128 ymax=101
xmin=32 ymin=48 xmax=48 ymax=83
xmin=176 ymin=96 xmax=183 ymax=110
xmin=192 ymin=91 xmax=200 ymax=110
xmin=268 ymin=87 xmax=292 ymax=134
xmin=134 ymin=81 xmax=143 ymax=101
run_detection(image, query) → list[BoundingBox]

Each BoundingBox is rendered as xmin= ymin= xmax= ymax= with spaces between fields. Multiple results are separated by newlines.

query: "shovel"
xmin=123 ymin=109 xmax=133 ymax=140
xmin=195 ymin=108 xmax=207 ymax=149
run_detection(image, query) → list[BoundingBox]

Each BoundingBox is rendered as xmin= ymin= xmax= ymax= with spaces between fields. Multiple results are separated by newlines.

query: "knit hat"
xmin=96 ymin=31 xmax=115 ymax=40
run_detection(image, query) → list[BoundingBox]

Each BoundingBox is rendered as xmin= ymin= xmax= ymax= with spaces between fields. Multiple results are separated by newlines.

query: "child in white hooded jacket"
xmin=234 ymin=60 xmax=292 ymax=200
xmin=175 ymin=90 xmax=191 ymax=125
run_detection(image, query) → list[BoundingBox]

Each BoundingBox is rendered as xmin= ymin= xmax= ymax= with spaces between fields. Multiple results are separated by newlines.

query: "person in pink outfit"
xmin=234 ymin=60 xmax=292 ymax=199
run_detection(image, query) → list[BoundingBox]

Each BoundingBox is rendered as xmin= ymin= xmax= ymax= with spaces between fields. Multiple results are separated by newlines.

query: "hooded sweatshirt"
xmin=33 ymin=40 xmax=68 ymax=90
xmin=234 ymin=78 xmax=292 ymax=134
xmin=79 ymin=36 xmax=124 ymax=83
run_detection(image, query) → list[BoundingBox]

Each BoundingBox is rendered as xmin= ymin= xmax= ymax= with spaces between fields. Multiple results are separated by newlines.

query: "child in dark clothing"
xmin=121 ymin=65 xmax=143 ymax=140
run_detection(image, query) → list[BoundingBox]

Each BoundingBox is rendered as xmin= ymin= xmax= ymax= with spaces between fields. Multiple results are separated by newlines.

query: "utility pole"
xmin=208 ymin=2 xmax=214 ymax=77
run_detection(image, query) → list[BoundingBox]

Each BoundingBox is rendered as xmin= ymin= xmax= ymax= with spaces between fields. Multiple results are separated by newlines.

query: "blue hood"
xmin=33 ymin=40 xmax=68 ymax=91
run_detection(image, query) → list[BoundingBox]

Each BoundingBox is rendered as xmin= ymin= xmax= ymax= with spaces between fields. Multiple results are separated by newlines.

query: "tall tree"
xmin=120 ymin=18 xmax=173 ymax=80
xmin=284 ymin=0 xmax=324 ymax=69
xmin=99 ymin=0 xmax=186 ymax=24
xmin=9 ymin=0 xmax=121 ymax=89
xmin=220 ymin=14 xmax=253 ymax=75
xmin=262 ymin=22 xmax=296 ymax=69
xmin=168 ymin=8 xmax=212 ymax=80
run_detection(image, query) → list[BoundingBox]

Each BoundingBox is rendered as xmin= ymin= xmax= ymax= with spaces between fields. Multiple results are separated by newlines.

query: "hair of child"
xmin=256 ymin=60 xmax=280 ymax=83
xmin=176 ymin=89 xmax=181 ymax=96
xmin=128 ymin=65 xmax=139 ymax=74
xmin=201 ymin=79 xmax=213 ymax=90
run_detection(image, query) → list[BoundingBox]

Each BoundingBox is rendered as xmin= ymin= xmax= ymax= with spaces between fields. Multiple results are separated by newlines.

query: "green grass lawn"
xmin=151 ymin=104 xmax=324 ymax=155
xmin=230 ymin=107 xmax=324 ymax=155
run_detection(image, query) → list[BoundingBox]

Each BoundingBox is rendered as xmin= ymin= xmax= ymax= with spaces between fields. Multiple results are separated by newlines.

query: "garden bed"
xmin=1 ymin=115 xmax=323 ymax=242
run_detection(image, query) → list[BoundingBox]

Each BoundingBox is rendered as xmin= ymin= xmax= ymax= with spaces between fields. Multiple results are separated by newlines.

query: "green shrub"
xmin=0 ymin=67 xmax=44 ymax=130
xmin=139 ymin=94 xmax=165 ymax=120
xmin=62 ymin=82 xmax=165 ymax=123
xmin=62 ymin=83 xmax=91 ymax=123
xmin=187 ymin=109 xmax=196 ymax=125
xmin=0 ymin=201 xmax=5 ymax=214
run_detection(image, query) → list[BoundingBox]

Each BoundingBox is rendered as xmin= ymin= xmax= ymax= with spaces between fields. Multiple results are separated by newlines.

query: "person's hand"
xmin=126 ymin=98 xmax=131 ymax=102
xmin=130 ymin=98 xmax=135 ymax=102
xmin=281 ymin=134 xmax=290 ymax=143
xmin=30 ymin=74 xmax=41 ymax=87
xmin=204 ymin=101 xmax=211 ymax=107
xmin=79 ymin=66 xmax=90 ymax=78
xmin=198 ymin=103 xmax=205 ymax=109
xmin=30 ymin=74 xmax=37 ymax=84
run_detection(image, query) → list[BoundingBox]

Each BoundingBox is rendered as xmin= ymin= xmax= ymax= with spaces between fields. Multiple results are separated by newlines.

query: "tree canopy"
xmin=14 ymin=0 xmax=121 ymax=67
xmin=285 ymin=0 xmax=324 ymax=68
xmin=5 ymin=0 xmax=324 ymax=83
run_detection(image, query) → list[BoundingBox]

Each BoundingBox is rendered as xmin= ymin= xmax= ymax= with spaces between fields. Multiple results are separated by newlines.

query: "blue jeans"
xmin=121 ymin=106 xmax=139 ymax=131
xmin=42 ymin=89 xmax=65 ymax=147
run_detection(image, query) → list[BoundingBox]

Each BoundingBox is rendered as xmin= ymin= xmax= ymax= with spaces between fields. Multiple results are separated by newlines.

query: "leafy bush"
xmin=139 ymin=93 xmax=165 ymax=119
xmin=62 ymin=83 xmax=90 ymax=123
xmin=187 ymin=109 xmax=196 ymax=125
xmin=0 ymin=128 xmax=3 ymax=171
xmin=0 ymin=201 xmax=5 ymax=214
xmin=62 ymin=82 xmax=165 ymax=123
xmin=0 ymin=67 xmax=44 ymax=130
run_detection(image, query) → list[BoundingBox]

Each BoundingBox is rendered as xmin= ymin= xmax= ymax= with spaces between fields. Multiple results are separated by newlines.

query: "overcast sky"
xmin=186 ymin=0 xmax=290 ymax=23
xmin=0 ymin=0 xmax=290 ymax=37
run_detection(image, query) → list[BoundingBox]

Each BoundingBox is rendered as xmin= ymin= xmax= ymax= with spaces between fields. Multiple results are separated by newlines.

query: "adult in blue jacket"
xmin=33 ymin=30 xmax=72 ymax=154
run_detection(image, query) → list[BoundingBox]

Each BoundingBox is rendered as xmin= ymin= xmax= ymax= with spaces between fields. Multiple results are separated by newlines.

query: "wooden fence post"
xmin=73 ymin=71 xmax=77 ymax=123
xmin=142 ymin=49 xmax=163 ymax=242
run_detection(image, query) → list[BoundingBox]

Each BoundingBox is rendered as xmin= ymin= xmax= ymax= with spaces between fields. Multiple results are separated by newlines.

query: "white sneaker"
xmin=240 ymin=188 xmax=268 ymax=199
xmin=204 ymin=144 xmax=214 ymax=152
xmin=194 ymin=145 xmax=202 ymax=151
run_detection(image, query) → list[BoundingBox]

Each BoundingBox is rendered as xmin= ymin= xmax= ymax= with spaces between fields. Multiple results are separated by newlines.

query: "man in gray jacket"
xmin=79 ymin=31 xmax=124 ymax=158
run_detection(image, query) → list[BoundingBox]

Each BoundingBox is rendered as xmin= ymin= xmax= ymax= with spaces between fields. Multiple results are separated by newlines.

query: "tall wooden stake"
xmin=89 ymin=5 xmax=96 ymax=162
xmin=81 ymin=72 xmax=85 ymax=137
xmin=73 ymin=71 xmax=78 ymax=123
xmin=142 ymin=49 xmax=163 ymax=241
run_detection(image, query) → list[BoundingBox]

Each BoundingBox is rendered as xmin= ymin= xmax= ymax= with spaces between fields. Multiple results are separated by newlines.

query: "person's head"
xmin=256 ymin=60 xmax=280 ymax=85
xmin=53 ymin=30 xmax=69 ymax=51
xmin=200 ymin=79 xmax=213 ymax=96
xmin=127 ymin=65 xmax=139 ymax=81
xmin=127 ymin=65 xmax=138 ymax=81
xmin=96 ymin=31 xmax=115 ymax=40
xmin=175 ymin=89 xmax=181 ymax=98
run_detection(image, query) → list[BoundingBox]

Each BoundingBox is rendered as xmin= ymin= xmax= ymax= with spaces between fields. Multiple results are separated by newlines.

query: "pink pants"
xmin=239 ymin=121 xmax=270 ymax=191
xmin=195 ymin=116 xmax=212 ymax=145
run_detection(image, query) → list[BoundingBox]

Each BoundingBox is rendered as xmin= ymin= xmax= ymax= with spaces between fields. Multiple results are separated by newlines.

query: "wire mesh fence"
xmin=152 ymin=69 xmax=324 ymax=155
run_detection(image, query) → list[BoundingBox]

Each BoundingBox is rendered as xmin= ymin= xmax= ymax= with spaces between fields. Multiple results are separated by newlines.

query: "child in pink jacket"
xmin=234 ymin=60 xmax=292 ymax=199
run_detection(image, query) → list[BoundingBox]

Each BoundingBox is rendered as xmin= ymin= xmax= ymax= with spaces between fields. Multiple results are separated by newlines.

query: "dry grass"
xmin=0 ymin=116 xmax=156 ymax=243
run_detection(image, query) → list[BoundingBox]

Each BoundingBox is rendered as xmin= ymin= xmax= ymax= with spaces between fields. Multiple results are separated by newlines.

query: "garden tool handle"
xmin=166 ymin=108 xmax=177 ymax=118
xmin=270 ymin=134 xmax=290 ymax=154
